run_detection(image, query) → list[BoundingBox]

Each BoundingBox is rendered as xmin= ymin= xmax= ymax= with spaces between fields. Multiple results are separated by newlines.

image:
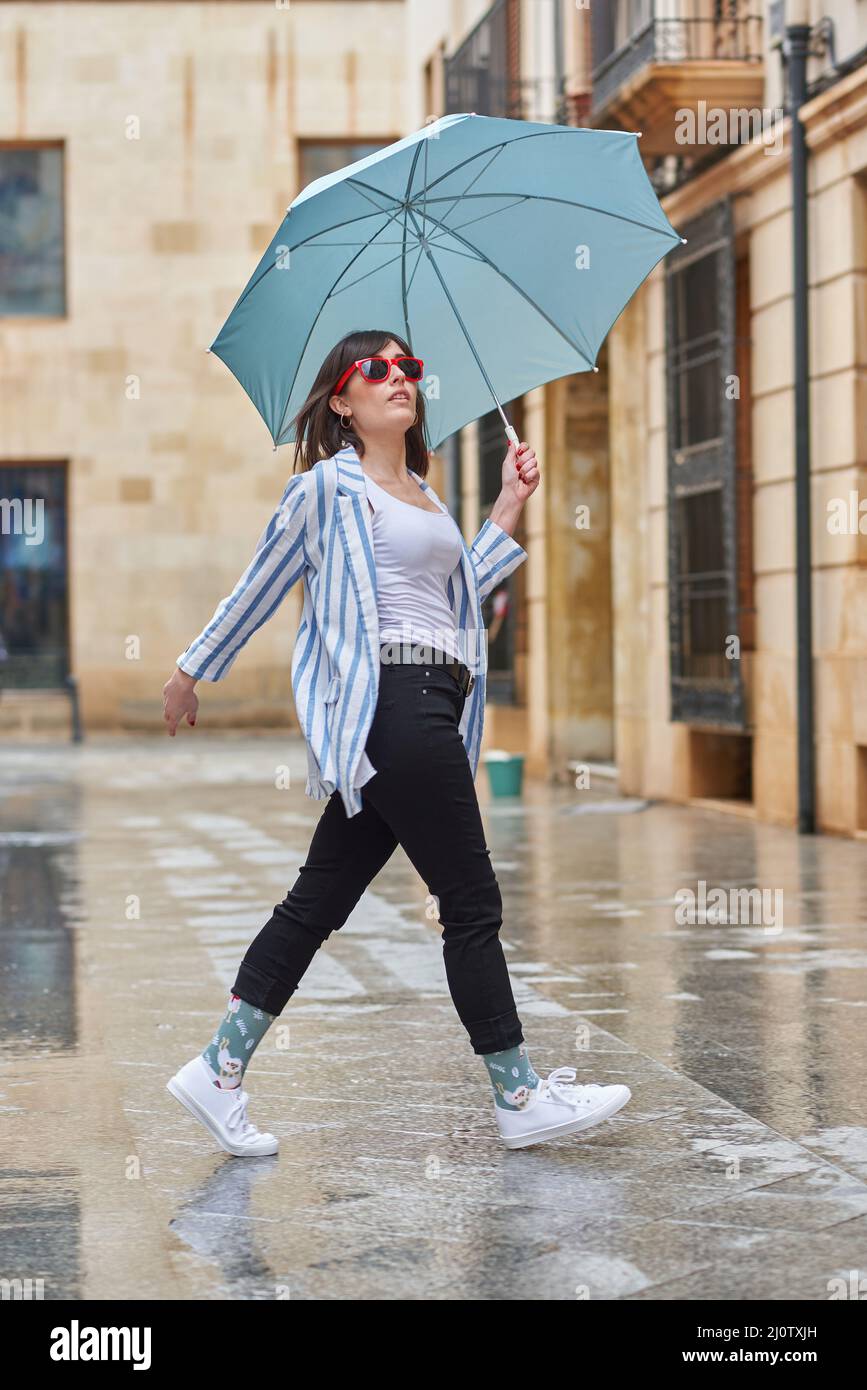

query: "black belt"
xmin=379 ymin=641 xmax=475 ymax=697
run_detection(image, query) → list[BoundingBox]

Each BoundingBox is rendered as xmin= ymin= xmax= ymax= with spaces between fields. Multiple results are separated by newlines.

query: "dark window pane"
xmin=298 ymin=142 xmax=388 ymax=189
xmin=676 ymin=489 xmax=728 ymax=682
xmin=0 ymin=146 xmax=65 ymax=316
xmin=0 ymin=465 xmax=69 ymax=688
xmin=479 ymin=407 xmax=507 ymax=508
xmin=679 ymin=357 xmax=721 ymax=447
xmin=680 ymin=256 xmax=720 ymax=341
xmin=670 ymin=250 xmax=722 ymax=449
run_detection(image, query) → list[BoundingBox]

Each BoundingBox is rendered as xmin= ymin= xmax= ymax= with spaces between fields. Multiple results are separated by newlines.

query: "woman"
xmin=162 ymin=328 xmax=631 ymax=1154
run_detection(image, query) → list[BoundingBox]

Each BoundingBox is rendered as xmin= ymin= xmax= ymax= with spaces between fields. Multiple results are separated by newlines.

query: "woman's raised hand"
xmin=501 ymin=440 xmax=540 ymax=506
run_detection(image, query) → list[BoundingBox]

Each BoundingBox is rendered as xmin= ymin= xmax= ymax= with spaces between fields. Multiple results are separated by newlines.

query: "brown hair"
xmin=289 ymin=328 xmax=430 ymax=478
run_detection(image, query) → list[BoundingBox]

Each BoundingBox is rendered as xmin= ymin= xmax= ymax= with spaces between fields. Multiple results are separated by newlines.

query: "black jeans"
xmin=232 ymin=650 xmax=524 ymax=1055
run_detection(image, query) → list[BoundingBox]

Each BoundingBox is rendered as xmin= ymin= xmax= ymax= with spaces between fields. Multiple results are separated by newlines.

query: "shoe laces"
xmin=225 ymin=1088 xmax=258 ymax=1139
xmin=540 ymin=1066 xmax=606 ymax=1107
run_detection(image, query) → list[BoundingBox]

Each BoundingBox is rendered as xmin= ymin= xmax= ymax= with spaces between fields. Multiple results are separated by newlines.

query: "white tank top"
xmin=364 ymin=472 xmax=464 ymax=662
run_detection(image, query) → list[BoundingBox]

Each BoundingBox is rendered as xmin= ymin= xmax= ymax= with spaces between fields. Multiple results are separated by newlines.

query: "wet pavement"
xmin=1 ymin=734 xmax=866 ymax=1301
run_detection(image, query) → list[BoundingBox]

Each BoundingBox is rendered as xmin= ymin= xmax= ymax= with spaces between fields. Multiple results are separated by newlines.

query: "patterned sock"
xmin=483 ymin=1041 xmax=542 ymax=1111
xmin=201 ymin=993 xmax=275 ymax=1089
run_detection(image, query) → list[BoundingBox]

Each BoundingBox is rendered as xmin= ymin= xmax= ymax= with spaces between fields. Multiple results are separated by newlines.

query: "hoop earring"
xmin=340 ymin=410 xmax=352 ymax=429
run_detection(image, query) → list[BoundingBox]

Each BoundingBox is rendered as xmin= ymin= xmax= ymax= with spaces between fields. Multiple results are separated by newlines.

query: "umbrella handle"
xmin=504 ymin=424 xmax=521 ymax=449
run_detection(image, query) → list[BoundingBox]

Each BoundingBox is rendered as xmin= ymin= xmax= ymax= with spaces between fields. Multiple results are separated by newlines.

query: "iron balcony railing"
xmin=444 ymin=71 xmax=569 ymax=124
xmin=591 ymin=2 xmax=764 ymax=114
xmin=444 ymin=0 xmax=568 ymax=125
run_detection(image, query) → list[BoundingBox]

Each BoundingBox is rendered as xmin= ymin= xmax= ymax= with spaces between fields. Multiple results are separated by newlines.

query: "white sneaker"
xmin=166 ymin=1054 xmax=279 ymax=1157
xmin=495 ymin=1066 xmax=632 ymax=1150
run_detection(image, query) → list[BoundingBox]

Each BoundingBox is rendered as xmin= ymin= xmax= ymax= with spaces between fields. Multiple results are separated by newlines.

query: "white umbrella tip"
xmin=593 ymin=365 xmax=600 ymax=373
xmin=681 ymin=237 xmax=688 ymax=244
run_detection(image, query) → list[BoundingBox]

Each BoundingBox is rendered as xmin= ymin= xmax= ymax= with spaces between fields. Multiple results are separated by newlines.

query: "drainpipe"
xmin=784 ymin=4 xmax=815 ymax=834
xmin=552 ymin=0 xmax=565 ymax=123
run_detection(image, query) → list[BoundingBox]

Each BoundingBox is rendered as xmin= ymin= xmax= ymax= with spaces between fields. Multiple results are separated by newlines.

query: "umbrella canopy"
xmin=208 ymin=112 xmax=683 ymax=452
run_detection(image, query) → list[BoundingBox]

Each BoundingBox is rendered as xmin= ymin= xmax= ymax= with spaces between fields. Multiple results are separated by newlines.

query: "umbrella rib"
xmin=422 ymin=242 xmax=487 ymax=264
xmin=331 ymin=235 xmax=482 ymax=298
xmin=401 ymin=140 xmax=425 ymax=350
xmin=293 ymin=237 xmax=417 ymax=247
xmin=405 ymin=241 xmax=427 ymax=298
xmin=429 ymin=195 xmax=532 ymax=238
xmin=295 ymin=232 xmax=479 ymax=308
xmin=408 ymin=201 xmax=596 ymax=369
xmin=229 ymin=206 xmax=400 ymax=314
xmin=344 ymin=152 xmax=507 ymax=235
xmin=329 ymin=239 xmax=428 ymax=296
xmin=411 ymin=127 xmax=637 ymax=202
xmin=345 ymin=175 xmax=403 ymax=208
xmin=422 ymin=134 xmax=429 ymax=251
xmin=342 ymin=178 xmax=403 ymax=218
xmin=414 ymin=142 xmax=508 ymax=236
xmin=401 ymin=205 xmax=411 ymax=346
xmin=419 ymin=191 xmax=681 ymax=242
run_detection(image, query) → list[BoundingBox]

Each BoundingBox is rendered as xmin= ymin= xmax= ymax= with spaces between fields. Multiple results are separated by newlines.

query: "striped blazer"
xmin=176 ymin=443 xmax=528 ymax=818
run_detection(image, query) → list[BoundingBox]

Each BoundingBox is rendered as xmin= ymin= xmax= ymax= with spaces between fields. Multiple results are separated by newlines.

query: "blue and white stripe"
xmin=177 ymin=443 xmax=528 ymax=817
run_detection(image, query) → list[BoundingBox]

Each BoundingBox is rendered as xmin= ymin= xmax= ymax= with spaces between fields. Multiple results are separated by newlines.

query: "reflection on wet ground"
xmin=1 ymin=735 xmax=865 ymax=1300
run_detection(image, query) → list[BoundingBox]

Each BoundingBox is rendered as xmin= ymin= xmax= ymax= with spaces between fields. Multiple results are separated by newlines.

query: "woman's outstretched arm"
xmin=163 ymin=471 xmax=309 ymax=735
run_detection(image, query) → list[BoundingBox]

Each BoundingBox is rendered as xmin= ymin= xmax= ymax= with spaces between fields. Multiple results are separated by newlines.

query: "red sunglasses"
xmin=334 ymin=355 xmax=424 ymax=395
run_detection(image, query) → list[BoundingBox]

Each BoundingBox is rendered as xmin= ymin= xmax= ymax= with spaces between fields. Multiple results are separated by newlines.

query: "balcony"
xmin=590 ymin=1 xmax=764 ymax=156
xmin=444 ymin=71 xmax=569 ymax=125
xmin=444 ymin=0 xmax=569 ymax=125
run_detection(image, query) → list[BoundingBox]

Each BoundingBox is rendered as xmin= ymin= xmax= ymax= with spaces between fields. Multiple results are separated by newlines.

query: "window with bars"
xmin=444 ymin=0 xmax=521 ymax=120
xmin=665 ymin=199 xmax=746 ymax=727
xmin=669 ymin=254 xmax=723 ymax=451
xmin=674 ymin=486 xmax=729 ymax=683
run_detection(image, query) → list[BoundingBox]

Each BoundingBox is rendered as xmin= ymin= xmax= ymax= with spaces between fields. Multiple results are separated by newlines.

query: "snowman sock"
xmin=483 ymin=1042 xmax=542 ymax=1111
xmin=201 ymin=993 xmax=276 ymax=1089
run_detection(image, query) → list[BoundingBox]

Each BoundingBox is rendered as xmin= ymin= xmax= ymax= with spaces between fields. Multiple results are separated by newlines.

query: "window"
xmin=669 ymin=253 xmax=723 ymax=452
xmin=0 ymin=143 xmax=65 ymax=317
xmin=297 ymin=140 xmax=392 ymax=192
xmin=665 ymin=198 xmax=746 ymax=727
xmin=0 ymin=463 xmax=69 ymax=688
xmin=674 ymin=486 xmax=729 ymax=682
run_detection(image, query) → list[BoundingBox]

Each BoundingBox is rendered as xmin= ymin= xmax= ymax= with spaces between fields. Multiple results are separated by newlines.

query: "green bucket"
xmin=484 ymin=751 xmax=525 ymax=798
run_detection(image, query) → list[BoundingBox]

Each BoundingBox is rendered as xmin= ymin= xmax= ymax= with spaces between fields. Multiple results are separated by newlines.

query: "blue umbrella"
xmin=207 ymin=112 xmax=684 ymax=452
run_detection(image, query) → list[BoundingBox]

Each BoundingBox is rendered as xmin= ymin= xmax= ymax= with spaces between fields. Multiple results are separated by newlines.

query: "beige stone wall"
xmin=0 ymin=2 xmax=408 ymax=732
xmin=607 ymin=63 xmax=867 ymax=836
xmin=545 ymin=362 xmax=614 ymax=780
